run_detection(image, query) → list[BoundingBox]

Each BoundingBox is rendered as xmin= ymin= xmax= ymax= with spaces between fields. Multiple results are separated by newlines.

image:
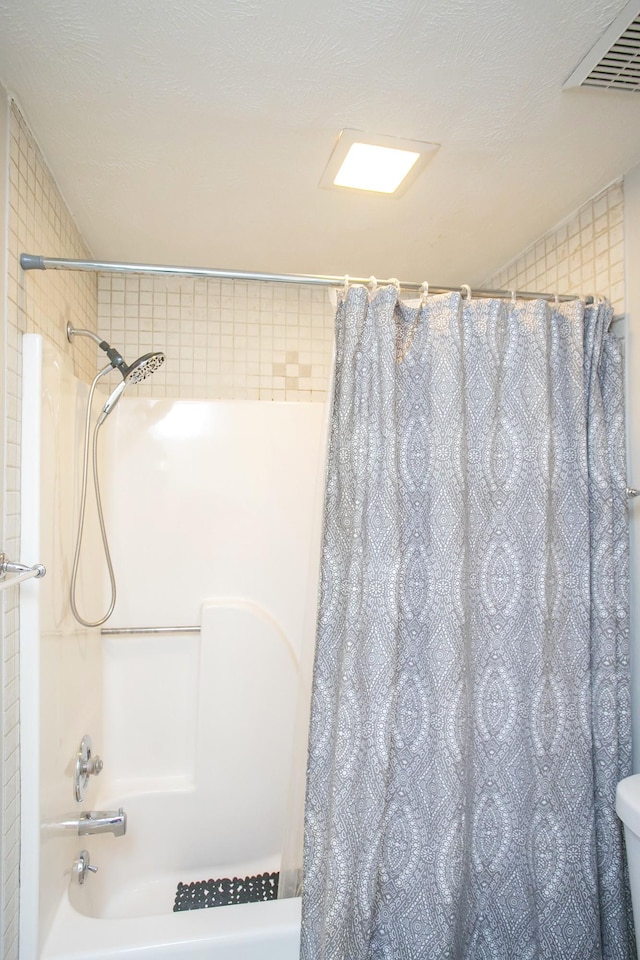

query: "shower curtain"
xmin=301 ymin=286 xmax=634 ymax=959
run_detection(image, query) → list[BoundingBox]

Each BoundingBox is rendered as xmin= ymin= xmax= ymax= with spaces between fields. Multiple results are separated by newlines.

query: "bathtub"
xmin=40 ymin=788 xmax=301 ymax=959
xmin=43 ymin=890 xmax=301 ymax=960
xmin=37 ymin=601 xmax=304 ymax=959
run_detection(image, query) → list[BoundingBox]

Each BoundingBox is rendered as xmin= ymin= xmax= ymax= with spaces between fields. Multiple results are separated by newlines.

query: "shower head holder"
xmin=66 ymin=323 xmax=165 ymax=385
xmin=66 ymin=323 xmax=126 ymax=375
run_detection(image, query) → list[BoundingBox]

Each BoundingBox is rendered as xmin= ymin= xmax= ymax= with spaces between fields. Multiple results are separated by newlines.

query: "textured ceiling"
xmin=1 ymin=0 xmax=640 ymax=285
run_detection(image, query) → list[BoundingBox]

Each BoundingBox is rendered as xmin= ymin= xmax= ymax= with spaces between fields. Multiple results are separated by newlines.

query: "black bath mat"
xmin=173 ymin=871 xmax=279 ymax=911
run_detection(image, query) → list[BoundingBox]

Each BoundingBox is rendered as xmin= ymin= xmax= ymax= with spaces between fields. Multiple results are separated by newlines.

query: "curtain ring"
xmin=510 ymin=290 xmax=517 ymax=305
xmin=342 ymin=275 xmax=350 ymax=295
xmin=461 ymin=284 xmax=471 ymax=300
xmin=368 ymin=276 xmax=378 ymax=295
xmin=389 ymin=277 xmax=401 ymax=293
xmin=420 ymin=281 xmax=429 ymax=305
xmin=554 ymin=293 xmax=559 ymax=305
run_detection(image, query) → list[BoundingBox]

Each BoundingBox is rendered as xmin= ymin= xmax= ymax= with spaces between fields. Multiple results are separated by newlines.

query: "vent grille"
xmin=583 ymin=15 xmax=640 ymax=90
xmin=564 ymin=0 xmax=640 ymax=92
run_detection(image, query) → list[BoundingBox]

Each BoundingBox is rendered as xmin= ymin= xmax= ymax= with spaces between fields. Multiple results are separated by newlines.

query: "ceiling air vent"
xmin=564 ymin=0 xmax=640 ymax=91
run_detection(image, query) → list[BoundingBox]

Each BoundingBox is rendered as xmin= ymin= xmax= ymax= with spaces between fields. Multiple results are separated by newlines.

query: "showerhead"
xmin=66 ymin=324 xmax=166 ymax=423
xmin=122 ymin=351 xmax=165 ymax=385
xmin=96 ymin=353 xmax=165 ymax=425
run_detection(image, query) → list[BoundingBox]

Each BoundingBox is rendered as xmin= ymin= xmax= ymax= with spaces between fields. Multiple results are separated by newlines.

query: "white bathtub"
xmin=36 ymin=601 xmax=304 ymax=959
xmin=43 ymin=892 xmax=301 ymax=960
xmin=40 ymin=789 xmax=301 ymax=959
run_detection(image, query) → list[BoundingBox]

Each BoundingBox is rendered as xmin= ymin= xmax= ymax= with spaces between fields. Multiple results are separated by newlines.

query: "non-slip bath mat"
xmin=173 ymin=871 xmax=279 ymax=911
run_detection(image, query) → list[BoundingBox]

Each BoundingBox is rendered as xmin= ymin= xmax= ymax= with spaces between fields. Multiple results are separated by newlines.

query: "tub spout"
xmin=78 ymin=809 xmax=127 ymax=837
xmin=42 ymin=807 xmax=127 ymax=838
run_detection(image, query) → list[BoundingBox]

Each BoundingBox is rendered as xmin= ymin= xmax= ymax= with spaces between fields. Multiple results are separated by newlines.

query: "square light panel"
xmin=320 ymin=130 xmax=440 ymax=196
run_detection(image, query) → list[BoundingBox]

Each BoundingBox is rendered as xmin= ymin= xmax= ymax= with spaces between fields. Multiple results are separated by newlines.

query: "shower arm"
xmin=67 ymin=323 xmax=129 ymax=375
xmin=67 ymin=324 xmax=103 ymax=347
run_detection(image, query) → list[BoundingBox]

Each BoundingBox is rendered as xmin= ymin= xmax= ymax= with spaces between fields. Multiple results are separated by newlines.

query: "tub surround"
xmin=21 ymin=335 xmax=325 ymax=958
xmin=20 ymin=337 xmax=103 ymax=958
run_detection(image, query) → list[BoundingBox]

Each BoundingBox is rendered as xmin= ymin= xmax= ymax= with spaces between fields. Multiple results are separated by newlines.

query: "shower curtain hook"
xmin=554 ymin=293 xmax=560 ymax=305
xmin=420 ymin=281 xmax=429 ymax=305
xmin=389 ymin=278 xmax=401 ymax=294
xmin=342 ymin=275 xmax=350 ymax=296
xmin=368 ymin=276 xmax=378 ymax=296
xmin=461 ymin=284 xmax=471 ymax=300
xmin=510 ymin=290 xmax=517 ymax=305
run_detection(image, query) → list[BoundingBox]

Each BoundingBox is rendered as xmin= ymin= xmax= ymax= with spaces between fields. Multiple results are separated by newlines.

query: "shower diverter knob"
xmin=85 ymin=755 xmax=104 ymax=776
xmin=72 ymin=850 xmax=98 ymax=885
xmin=74 ymin=735 xmax=103 ymax=802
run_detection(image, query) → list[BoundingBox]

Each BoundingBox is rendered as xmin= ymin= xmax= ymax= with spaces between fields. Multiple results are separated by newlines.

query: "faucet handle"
xmin=84 ymin=755 xmax=104 ymax=777
xmin=72 ymin=850 xmax=98 ymax=884
xmin=75 ymin=735 xmax=103 ymax=802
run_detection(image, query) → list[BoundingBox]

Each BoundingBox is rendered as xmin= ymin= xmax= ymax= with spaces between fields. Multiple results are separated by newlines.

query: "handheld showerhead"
xmin=97 ymin=380 xmax=127 ymax=426
xmin=95 ymin=352 xmax=165 ymax=425
xmin=95 ymin=352 xmax=165 ymax=426
xmin=122 ymin=351 xmax=165 ymax=385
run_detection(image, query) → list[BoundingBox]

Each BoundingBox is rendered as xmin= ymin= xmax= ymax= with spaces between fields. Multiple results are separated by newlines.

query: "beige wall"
xmin=1 ymin=95 xmax=97 ymax=960
xmin=96 ymin=181 xmax=626 ymax=406
xmin=485 ymin=179 xmax=625 ymax=316
xmin=97 ymin=273 xmax=335 ymax=401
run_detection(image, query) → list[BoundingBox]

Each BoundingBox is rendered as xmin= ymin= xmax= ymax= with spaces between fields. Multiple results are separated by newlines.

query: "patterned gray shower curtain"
xmin=301 ymin=285 xmax=635 ymax=959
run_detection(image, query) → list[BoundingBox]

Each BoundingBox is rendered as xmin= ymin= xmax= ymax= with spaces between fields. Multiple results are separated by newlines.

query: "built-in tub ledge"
xmin=42 ymin=891 xmax=302 ymax=960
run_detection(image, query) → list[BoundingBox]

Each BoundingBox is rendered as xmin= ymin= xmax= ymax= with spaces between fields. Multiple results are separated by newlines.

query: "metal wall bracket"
xmin=0 ymin=552 xmax=46 ymax=591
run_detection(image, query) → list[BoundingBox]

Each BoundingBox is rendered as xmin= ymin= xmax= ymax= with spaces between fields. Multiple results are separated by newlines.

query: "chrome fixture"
xmin=78 ymin=809 xmax=127 ymax=837
xmin=52 ymin=808 xmax=127 ymax=838
xmin=101 ymin=624 xmax=201 ymax=635
xmin=628 ymin=487 xmax=640 ymax=498
xmin=74 ymin=735 xmax=103 ymax=803
xmin=66 ymin=324 xmax=165 ymax=423
xmin=66 ymin=324 xmax=165 ymax=626
xmin=0 ymin=552 xmax=45 ymax=592
xmin=72 ymin=850 xmax=98 ymax=884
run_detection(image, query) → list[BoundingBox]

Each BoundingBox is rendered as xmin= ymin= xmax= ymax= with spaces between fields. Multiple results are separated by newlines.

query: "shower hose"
xmin=69 ymin=366 xmax=117 ymax=627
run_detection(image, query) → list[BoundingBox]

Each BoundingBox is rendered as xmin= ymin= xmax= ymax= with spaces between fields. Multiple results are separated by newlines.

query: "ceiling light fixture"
xmin=320 ymin=129 xmax=440 ymax=196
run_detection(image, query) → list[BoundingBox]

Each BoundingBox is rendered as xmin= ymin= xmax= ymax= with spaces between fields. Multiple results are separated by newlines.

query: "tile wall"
xmin=97 ymin=275 xmax=335 ymax=401
xmin=96 ymin=179 xmax=625 ymax=406
xmin=485 ymin=179 xmax=625 ymax=318
xmin=2 ymin=100 xmax=96 ymax=960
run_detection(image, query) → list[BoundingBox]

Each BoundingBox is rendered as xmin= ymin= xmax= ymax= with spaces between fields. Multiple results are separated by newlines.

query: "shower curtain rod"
xmin=19 ymin=253 xmax=586 ymax=304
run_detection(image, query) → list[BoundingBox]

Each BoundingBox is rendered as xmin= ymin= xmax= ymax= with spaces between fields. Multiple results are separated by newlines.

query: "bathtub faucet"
xmin=47 ymin=808 xmax=127 ymax=838
xmin=79 ymin=809 xmax=127 ymax=837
